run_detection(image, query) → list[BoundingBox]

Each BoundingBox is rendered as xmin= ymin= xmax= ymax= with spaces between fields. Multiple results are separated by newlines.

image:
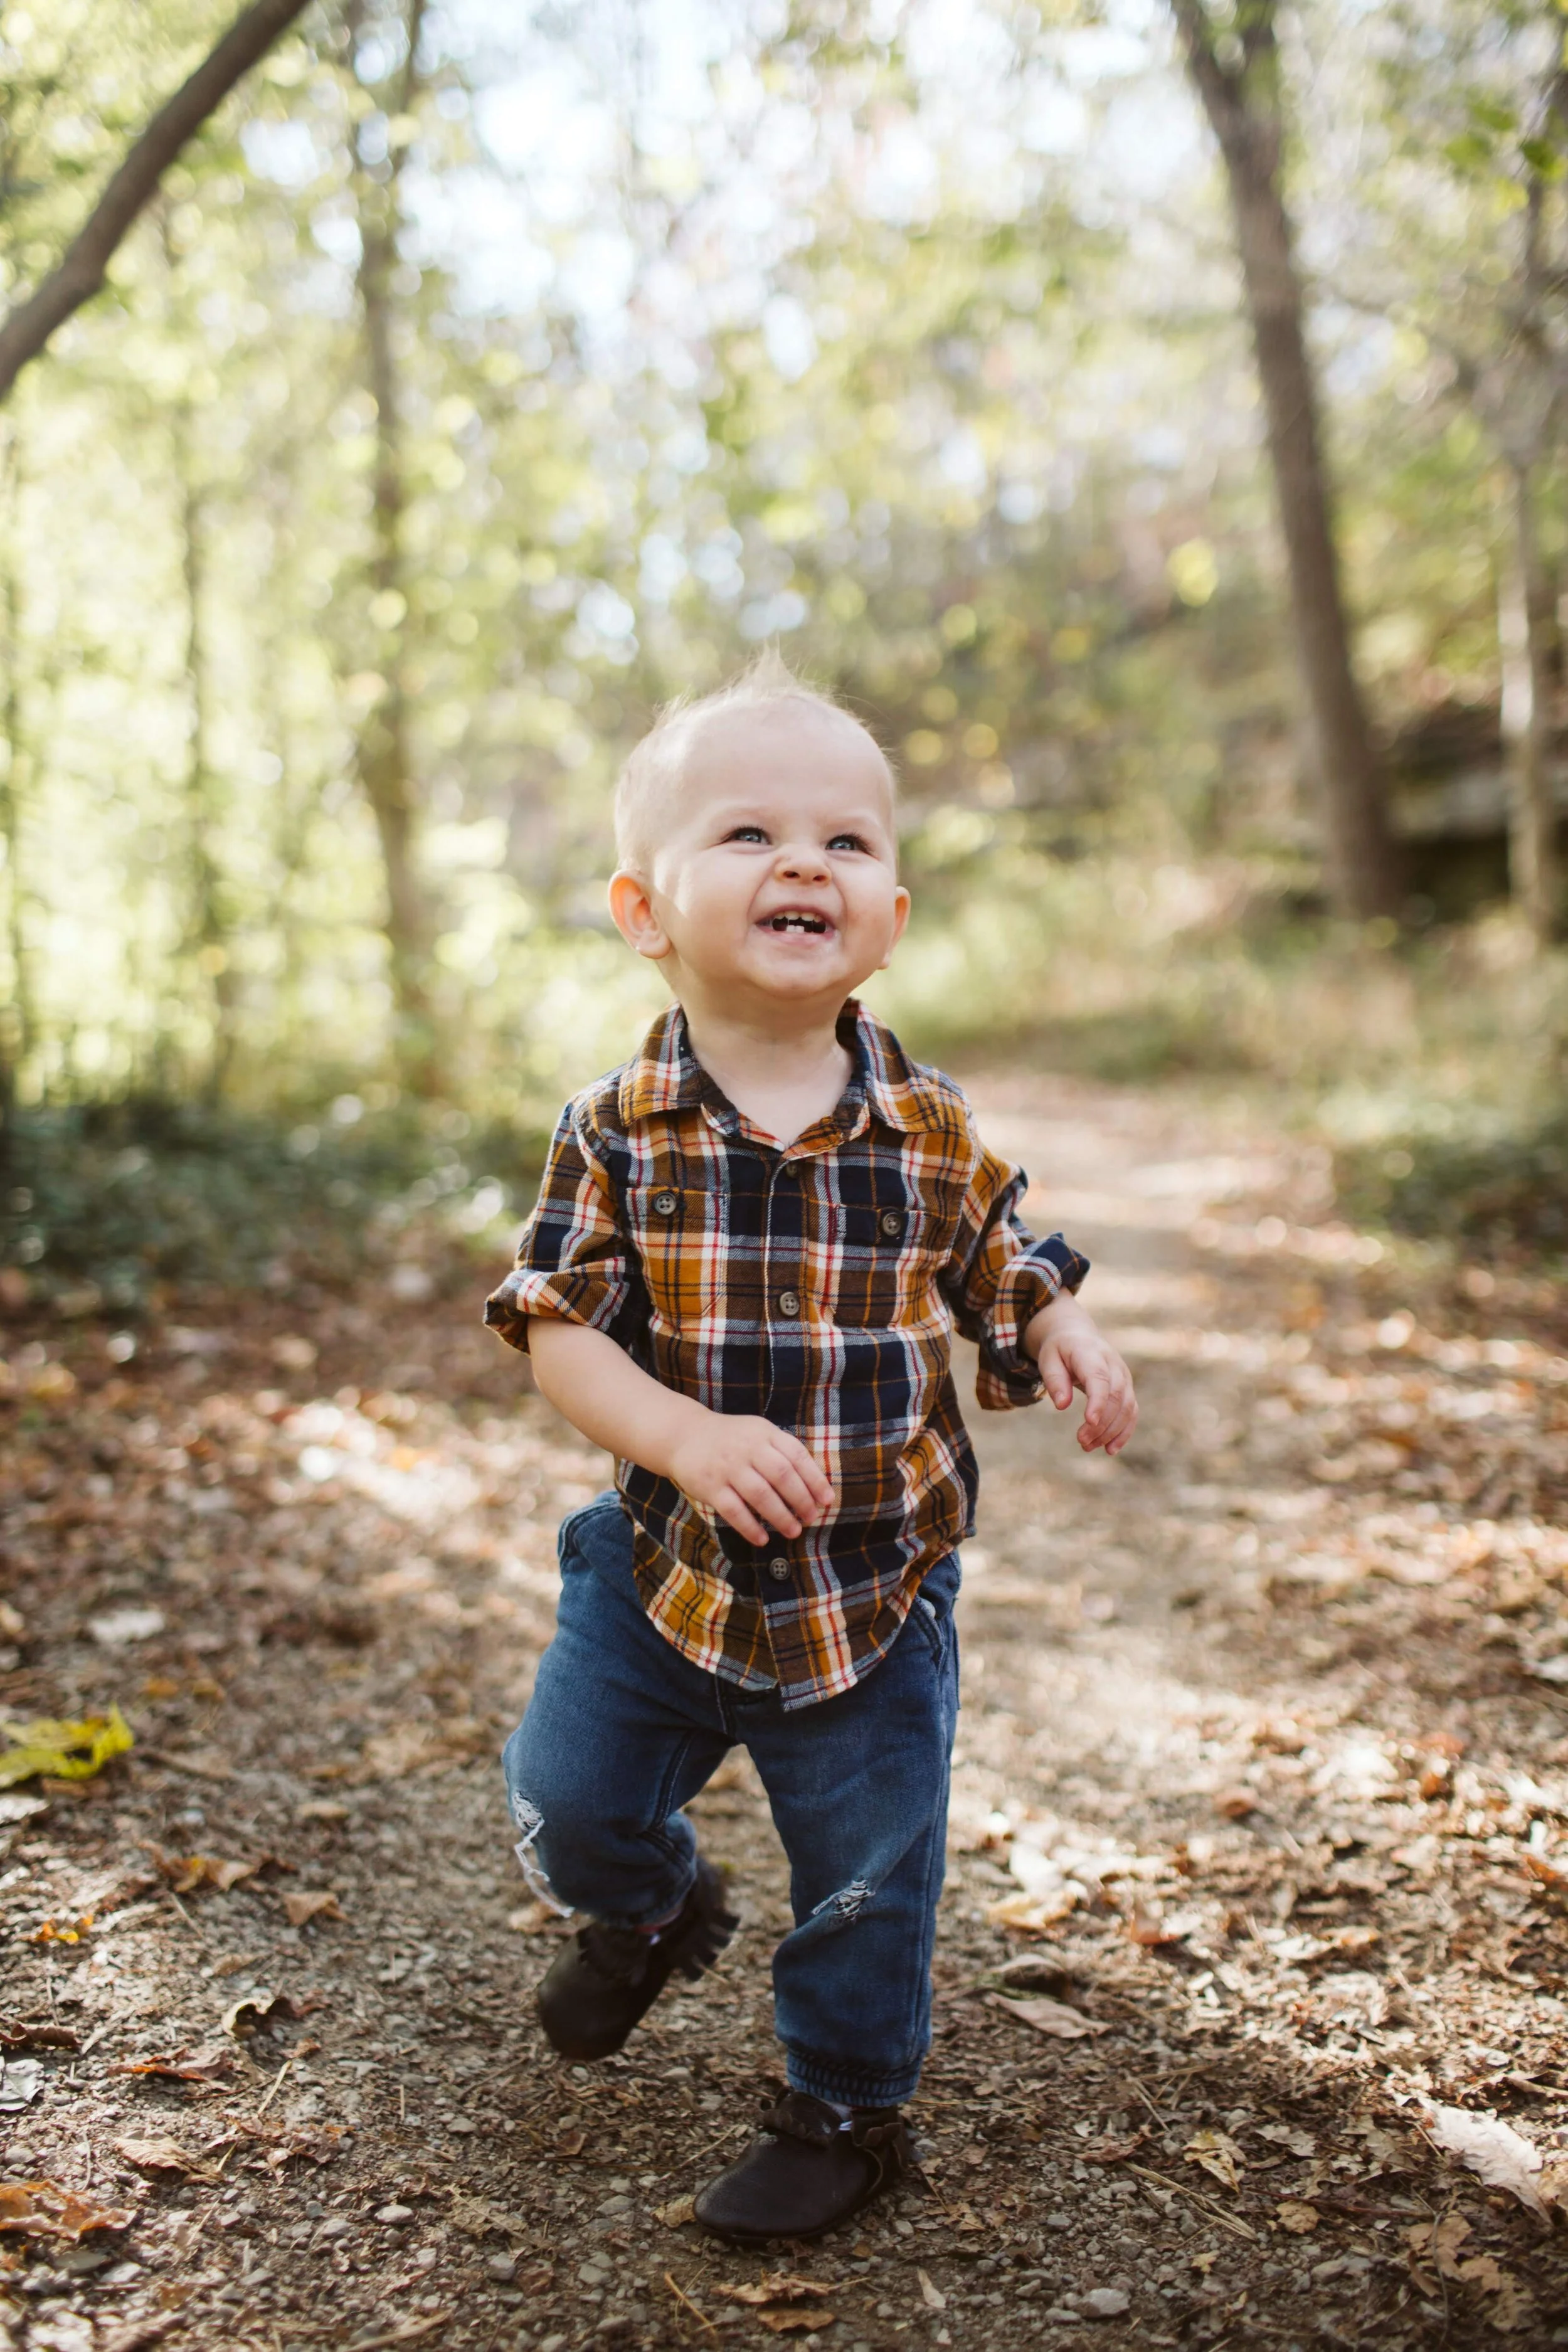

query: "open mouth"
xmin=766 ymin=912 xmax=831 ymax=934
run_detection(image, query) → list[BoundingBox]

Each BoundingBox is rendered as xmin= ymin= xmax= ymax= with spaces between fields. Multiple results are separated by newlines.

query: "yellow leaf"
xmin=1184 ymin=2130 xmax=1244 ymax=2191
xmin=717 ymin=2277 xmax=834 ymax=2307
xmin=282 ymin=1890 xmax=342 ymax=1929
xmin=0 ymin=1707 xmax=132 ymax=1788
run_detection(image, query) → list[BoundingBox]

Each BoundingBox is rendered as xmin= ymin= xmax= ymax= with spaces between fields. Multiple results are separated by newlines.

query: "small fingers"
xmin=1078 ymin=1359 xmax=1138 ymax=1454
xmin=716 ymin=1486 xmax=769 ymax=1545
xmin=1104 ymin=1398 xmax=1139 ymax=1457
xmin=763 ymin=1451 xmax=829 ymax=1529
xmin=777 ymin=1430 xmax=834 ymax=1515
xmin=731 ymin=1463 xmax=802 ymax=1538
xmin=1039 ymin=1341 xmax=1074 ymax=1411
xmin=1078 ymin=1362 xmax=1113 ymax=1434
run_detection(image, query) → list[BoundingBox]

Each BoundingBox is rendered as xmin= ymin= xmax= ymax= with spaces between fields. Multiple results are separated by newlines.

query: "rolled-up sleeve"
xmin=940 ymin=1145 xmax=1090 ymax=1410
xmin=483 ymin=1107 xmax=637 ymax=1355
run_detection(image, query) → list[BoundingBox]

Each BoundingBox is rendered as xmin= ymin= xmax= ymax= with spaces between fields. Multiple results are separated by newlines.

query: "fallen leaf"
xmin=1258 ymin=2123 xmax=1316 ymax=2158
xmin=112 ymin=2136 xmax=223 ymax=2184
xmin=654 ymin=2194 xmax=695 ymax=2228
xmin=1083 ymin=2131 xmax=1147 ymax=2166
xmin=554 ymin=2129 xmax=585 ymax=2157
xmin=0 ymin=2058 xmax=42 ymax=2111
xmin=1407 ymin=2214 xmax=1470 ymax=2280
xmin=918 ymin=2270 xmax=946 ymax=2312
xmin=0 ymin=1707 xmax=133 ymax=1788
xmin=358 ymin=1719 xmax=489 ymax=1781
xmin=448 ymin=2191 xmax=528 ymax=2238
xmin=142 ymin=1745 xmax=235 ymax=1781
xmin=1421 ymin=2103 xmax=1547 ymax=2219
xmin=31 ymin=1914 xmax=93 ymax=1944
xmin=88 ymin=1609 xmax=166 ymax=1647
xmin=989 ymin=1993 xmax=1110 ymax=2039
xmin=1126 ymin=1904 xmax=1184 ymax=1949
xmin=282 ymin=1890 xmax=342 ymax=1928
xmin=0 ymin=2021 xmax=79 ymax=2053
xmin=221 ymin=1991 xmax=320 ymax=2039
xmin=1190 ymin=2250 xmax=1219 ymax=2275
xmin=1276 ymin=2202 xmax=1319 ymax=2234
xmin=1471 ymin=2267 xmax=1534 ymax=2333
xmin=983 ymin=1886 xmax=1082 ymax=1933
xmin=0 ymin=2181 xmax=134 ymax=2238
xmin=112 ymin=2047 xmax=231 ymax=2084
xmin=717 ymin=2277 xmax=835 ymax=2306
xmin=97 ymin=2321 xmax=183 ymax=2352
xmin=144 ymin=1847 xmax=264 ymax=1895
xmin=756 ymin=2314 xmax=835 ymax=2334
xmin=1184 ymin=2131 xmax=1245 ymax=2193
xmin=506 ymin=1900 xmax=564 ymax=1934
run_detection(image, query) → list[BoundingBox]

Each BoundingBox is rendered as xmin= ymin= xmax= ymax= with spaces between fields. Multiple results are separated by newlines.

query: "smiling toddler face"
xmin=614 ymin=696 xmax=909 ymax=1010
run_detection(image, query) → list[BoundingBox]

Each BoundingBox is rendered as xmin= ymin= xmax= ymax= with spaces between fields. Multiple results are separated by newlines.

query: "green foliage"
xmin=1335 ymin=1113 xmax=1568 ymax=1258
xmin=0 ymin=1093 xmax=545 ymax=1310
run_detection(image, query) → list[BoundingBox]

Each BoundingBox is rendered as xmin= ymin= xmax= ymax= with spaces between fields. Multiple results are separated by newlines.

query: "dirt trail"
xmin=4 ymin=1071 xmax=1568 ymax=2352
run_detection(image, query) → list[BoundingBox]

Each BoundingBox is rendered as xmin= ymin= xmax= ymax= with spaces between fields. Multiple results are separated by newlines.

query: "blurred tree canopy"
xmin=0 ymin=0 xmax=1564 ymax=1190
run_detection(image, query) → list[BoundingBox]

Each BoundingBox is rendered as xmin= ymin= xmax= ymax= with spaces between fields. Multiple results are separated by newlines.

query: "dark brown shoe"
xmin=692 ymin=2090 xmax=915 ymax=2243
xmin=535 ymin=1857 xmax=738 ymax=2062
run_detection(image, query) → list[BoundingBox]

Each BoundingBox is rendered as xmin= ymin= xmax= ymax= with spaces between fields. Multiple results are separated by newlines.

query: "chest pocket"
xmin=827 ymin=1200 xmax=935 ymax=1330
xmin=625 ymin=1182 xmax=726 ymax=1325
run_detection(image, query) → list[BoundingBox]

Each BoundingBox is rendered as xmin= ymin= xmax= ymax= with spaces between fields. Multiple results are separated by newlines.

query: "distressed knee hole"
xmin=814 ymin=1878 xmax=872 ymax=1923
xmin=508 ymin=1790 xmax=571 ymax=1917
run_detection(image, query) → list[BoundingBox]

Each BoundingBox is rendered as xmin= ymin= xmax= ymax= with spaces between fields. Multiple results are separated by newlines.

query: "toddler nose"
xmin=777 ymin=844 xmax=830 ymax=884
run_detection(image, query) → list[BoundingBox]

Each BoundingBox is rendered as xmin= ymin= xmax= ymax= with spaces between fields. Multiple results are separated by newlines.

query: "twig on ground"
xmin=257 ymin=2057 xmax=293 ymax=2117
xmin=665 ymin=2272 xmax=719 ymax=2334
xmin=343 ymin=2314 xmax=451 ymax=2351
xmin=1126 ymin=2161 xmax=1257 ymax=2241
xmin=653 ymin=2119 xmax=746 ymax=2179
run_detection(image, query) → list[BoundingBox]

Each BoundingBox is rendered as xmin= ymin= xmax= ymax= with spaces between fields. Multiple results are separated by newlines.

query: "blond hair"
xmin=613 ymin=650 xmax=893 ymax=873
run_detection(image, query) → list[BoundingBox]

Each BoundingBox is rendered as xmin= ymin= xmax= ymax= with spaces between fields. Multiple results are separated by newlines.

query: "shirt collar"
xmin=617 ymin=1000 xmax=951 ymax=1138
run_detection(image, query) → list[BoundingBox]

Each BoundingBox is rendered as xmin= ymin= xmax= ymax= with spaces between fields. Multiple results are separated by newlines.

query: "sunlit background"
xmin=1 ymin=0 xmax=1564 ymax=1308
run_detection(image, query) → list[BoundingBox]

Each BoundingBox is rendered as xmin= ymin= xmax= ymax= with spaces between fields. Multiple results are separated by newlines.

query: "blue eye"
xmin=828 ymin=833 xmax=867 ymax=852
xmin=726 ymin=825 xmax=767 ymax=844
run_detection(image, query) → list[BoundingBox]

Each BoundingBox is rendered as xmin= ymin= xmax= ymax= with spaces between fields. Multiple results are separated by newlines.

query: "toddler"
xmin=484 ymin=656 xmax=1136 ymax=2243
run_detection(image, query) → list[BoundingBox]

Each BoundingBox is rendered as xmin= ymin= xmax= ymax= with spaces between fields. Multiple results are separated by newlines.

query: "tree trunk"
xmin=0 ymin=425 xmax=29 ymax=1165
xmin=1170 ymin=0 xmax=1402 ymax=921
xmin=349 ymin=0 xmax=438 ymax=1094
xmin=1500 ymin=460 xmax=1562 ymax=943
xmin=177 ymin=452 xmax=238 ymax=1098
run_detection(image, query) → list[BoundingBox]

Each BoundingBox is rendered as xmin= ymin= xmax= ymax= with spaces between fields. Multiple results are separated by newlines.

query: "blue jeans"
xmin=502 ymin=1493 xmax=961 ymax=2109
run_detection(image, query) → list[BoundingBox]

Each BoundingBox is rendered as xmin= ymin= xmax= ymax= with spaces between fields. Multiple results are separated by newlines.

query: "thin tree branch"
xmin=0 ymin=0 xmax=317 ymax=402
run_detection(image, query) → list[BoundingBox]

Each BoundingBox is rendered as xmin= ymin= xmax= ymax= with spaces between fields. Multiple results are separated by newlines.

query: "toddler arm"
xmin=1024 ymin=1291 xmax=1137 ymax=1456
xmin=529 ymin=1320 xmax=833 ymax=1545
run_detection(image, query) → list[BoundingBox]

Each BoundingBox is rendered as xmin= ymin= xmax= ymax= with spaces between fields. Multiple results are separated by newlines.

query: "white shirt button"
xmin=777 ymin=1290 xmax=801 ymax=1318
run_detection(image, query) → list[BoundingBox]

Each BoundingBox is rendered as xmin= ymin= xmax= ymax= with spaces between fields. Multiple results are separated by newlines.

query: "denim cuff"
xmin=785 ymin=2045 xmax=925 ymax=2109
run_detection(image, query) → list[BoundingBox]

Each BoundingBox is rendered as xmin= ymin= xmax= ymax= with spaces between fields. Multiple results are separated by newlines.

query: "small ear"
xmin=609 ymin=868 xmax=672 ymax=961
xmin=877 ymin=885 xmax=913 ymax=970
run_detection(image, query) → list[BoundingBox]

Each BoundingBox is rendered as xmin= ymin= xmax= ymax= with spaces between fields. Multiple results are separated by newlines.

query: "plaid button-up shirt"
xmin=484 ymin=1002 xmax=1088 ymax=1710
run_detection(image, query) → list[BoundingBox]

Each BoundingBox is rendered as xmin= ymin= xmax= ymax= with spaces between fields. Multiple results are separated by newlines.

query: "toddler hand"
xmin=667 ymin=1410 xmax=834 ymax=1545
xmin=1030 ymin=1298 xmax=1137 ymax=1456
